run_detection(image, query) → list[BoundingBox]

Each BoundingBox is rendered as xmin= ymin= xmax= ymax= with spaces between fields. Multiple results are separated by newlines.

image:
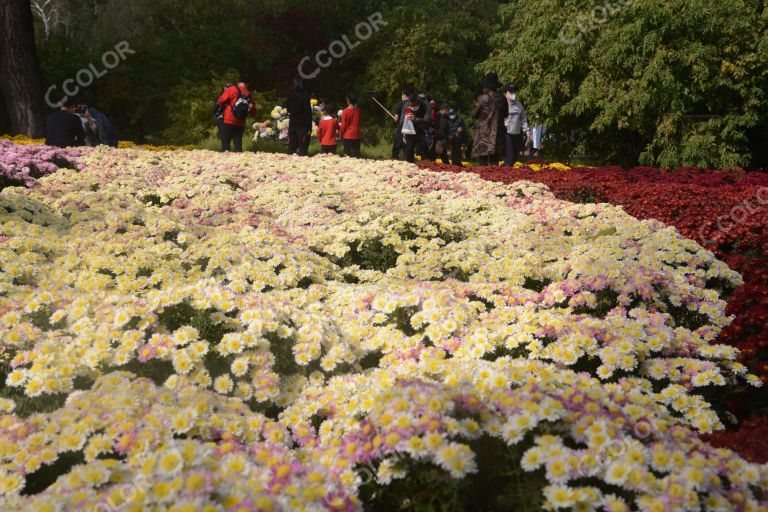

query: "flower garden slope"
xmin=0 ymin=140 xmax=86 ymax=189
xmin=0 ymin=148 xmax=764 ymax=509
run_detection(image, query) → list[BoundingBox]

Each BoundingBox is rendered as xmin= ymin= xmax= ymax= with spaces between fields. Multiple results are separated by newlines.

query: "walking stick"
xmin=366 ymin=91 xmax=397 ymax=121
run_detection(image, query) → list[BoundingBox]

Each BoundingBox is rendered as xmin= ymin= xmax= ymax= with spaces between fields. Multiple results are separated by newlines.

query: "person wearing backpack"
xmin=216 ymin=75 xmax=255 ymax=152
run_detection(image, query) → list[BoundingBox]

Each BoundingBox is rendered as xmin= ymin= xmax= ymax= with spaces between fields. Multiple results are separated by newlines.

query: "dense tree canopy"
xmin=1 ymin=0 xmax=767 ymax=167
xmin=483 ymin=0 xmax=768 ymax=168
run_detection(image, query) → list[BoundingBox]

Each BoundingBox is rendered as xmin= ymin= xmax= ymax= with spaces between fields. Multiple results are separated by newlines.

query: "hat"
xmin=439 ymin=103 xmax=449 ymax=111
xmin=482 ymin=72 xmax=501 ymax=90
xmin=505 ymin=84 xmax=519 ymax=94
xmin=417 ymin=93 xmax=428 ymax=101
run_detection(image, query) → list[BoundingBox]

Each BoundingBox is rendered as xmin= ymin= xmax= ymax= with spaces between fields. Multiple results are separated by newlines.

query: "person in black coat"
xmin=435 ymin=103 xmax=452 ymax=164
xmin=449 ymin=108 xmax=469 ymax=167
xmin=286 ymin=78 xmax=313 ymax=156
xmin=45 ymin=98 xmax=86 ymax=148
xmin=403 ymin=93 xmax=431 ymax=163
xmin=391 ymin=85 xmax=413 ymax=160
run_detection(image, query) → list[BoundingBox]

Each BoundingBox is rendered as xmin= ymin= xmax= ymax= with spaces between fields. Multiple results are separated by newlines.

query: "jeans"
xmin=220 ymin=123 xmax=244 ymax=152
xmin=288 ymin=123 xmax=310 ymax=156
xmin=504 ymin=133 xmax=525 ymax=166
xmin=321 ymin=145 xmax=337 ymax=154
xmin=343 ymin=139 xmax=361 ymax=158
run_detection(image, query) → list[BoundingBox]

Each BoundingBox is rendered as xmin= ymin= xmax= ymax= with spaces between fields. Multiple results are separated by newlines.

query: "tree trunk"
xmin=0 ymin=0 xmax=47 ymax=137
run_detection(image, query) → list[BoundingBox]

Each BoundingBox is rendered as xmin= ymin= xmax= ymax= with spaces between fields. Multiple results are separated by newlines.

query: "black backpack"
xmin=231 ymin=87 xmax=251 ymax=120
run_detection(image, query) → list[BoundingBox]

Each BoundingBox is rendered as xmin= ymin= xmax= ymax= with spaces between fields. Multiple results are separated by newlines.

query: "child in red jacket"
xmin=316 ymin=103 xmax=339 ymax=154
xmin=339 ymin=94 xmax=362 ymax=158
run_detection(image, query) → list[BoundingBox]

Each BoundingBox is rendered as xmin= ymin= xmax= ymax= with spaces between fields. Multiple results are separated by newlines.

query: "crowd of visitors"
xmin=43 ymin=71 xmax=546 ymax=167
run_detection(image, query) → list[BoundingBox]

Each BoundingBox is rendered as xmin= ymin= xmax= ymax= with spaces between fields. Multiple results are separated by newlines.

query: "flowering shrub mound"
xmin=0 ymin=135 xmax=45 ymax=145
xmin=0 ymin=140 xmax=86 ymax=189
xmin=421 ymin=162 xmax=768 ymax=384
xmin=703 ymin=417 xmax=768 ymax=464
xmin=117 ymin=141 xmax=196 ymax=151
xmin=0 ymin=149 xmax=765 ymax=509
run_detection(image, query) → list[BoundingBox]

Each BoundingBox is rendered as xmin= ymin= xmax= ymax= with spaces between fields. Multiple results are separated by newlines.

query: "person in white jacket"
xmin=529 ymin=116 xmax=548 ymax=157
xmin=503 ymin=84 xmax=530 ymax=166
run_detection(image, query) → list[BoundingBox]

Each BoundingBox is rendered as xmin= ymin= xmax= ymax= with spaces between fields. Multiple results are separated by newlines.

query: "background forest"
xmin=2 ymin=0 xmax=767 ymax=168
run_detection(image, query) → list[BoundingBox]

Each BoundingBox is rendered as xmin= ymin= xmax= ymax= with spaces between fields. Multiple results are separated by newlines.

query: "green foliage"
xmin=27 ymin=0 xmax=768 ymax=167
xmin=363 ymin=0 xmax=498 ymax=111
xmin=359 ymin=436 xmax=546 ymax=512
xmin=162 ymin=70 xmax=271 ymax=144
xmin=483 ymin=0 xmax=768 ymax=168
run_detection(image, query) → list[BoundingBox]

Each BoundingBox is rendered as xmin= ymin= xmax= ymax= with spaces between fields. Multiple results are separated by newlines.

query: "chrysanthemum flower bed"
xmin=0 ymin=140 xmax=86 ymax=189
xmin=420 ymin=162 xmax=768 ymax=382
xmin=0 ymin=148 xmax=766 ymax=510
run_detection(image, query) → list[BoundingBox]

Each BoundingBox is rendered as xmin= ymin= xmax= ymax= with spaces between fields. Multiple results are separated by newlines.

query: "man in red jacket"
xmin=216 ymin=75 xmax=255 ymax=152
xmin=316 ymin=103 xmax=340 ymax=154
xmin=339 ymin=93 xmax=362 ymax=158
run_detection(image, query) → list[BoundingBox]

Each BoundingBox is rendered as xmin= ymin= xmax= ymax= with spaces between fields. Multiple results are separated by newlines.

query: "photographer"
xmin=76 ymin=98 xmax=119 ymax=147
xmin=212 ymin=83 xmax=232 ymax=146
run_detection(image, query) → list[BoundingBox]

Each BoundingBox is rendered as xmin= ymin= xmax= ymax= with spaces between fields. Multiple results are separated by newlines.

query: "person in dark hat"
xmin=503 ymin=84 xmax=530 ymax=166
xmin=471 ymin=72 xmax=508 ymax=166
xmin=391 ymin=85 xmax=414 ymax=159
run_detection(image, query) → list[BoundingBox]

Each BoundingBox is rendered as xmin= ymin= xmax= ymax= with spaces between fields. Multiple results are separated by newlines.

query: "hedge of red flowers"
xmin=703 ymin=417 xmax=768 ymax=464
xmin=420 ymin=161 xmax=768 ymax=460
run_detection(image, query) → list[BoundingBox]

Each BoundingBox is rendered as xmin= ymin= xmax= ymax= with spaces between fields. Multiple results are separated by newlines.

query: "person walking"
xmin=448 ymin=108 xmax=469 ymax=167
xmin=503 ymin=84 xmax=529 ymax=166
xmin=316 ymin=103 xmax=340 ymax=154
xmin=216 ymin=75 xmax=255 ymax=152
xmin=286 ymin=78 xmax=313 ymax=156
xmin=339 ymin=93 xmax=362 ymax=158
xmin=435 ymin=103 xmax=451 ymax=164
xmin=391 ymin=86 xmax=412 ymax=160
xmin=45 ymin=98 xmax=86 ymax=148
xmin=471 ymin=73 xmax=507 ymax=166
